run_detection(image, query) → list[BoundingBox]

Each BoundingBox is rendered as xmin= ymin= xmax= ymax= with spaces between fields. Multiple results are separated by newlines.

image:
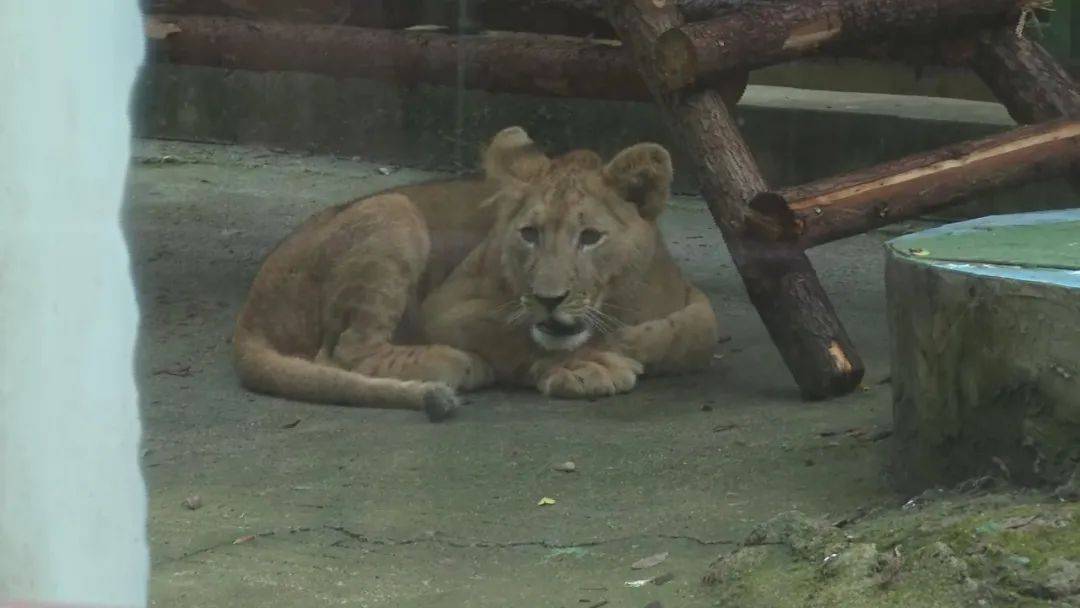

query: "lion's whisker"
xmin=589 ymin=306 xmax=625 ymax=332
xmin=584 ymin=308 xmax=616 ymax=335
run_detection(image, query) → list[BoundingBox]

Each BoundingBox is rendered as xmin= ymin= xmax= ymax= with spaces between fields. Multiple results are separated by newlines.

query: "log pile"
xmin=144 ymin=0 xmax=1080 ymax=400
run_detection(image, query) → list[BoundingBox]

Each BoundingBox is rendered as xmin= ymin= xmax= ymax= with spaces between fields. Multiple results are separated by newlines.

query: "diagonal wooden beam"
xmin=971 ymin=29 xmax=1080 ymax=123
xmin=747 ymin=118 xmax=1080 ymax=247
xmin=971 ymin=28 xmax=1080 ymax=201
xmin=606 ymin=0 xmax=865 ymax=400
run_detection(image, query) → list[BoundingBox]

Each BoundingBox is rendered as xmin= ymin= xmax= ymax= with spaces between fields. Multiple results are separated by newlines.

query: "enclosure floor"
xmin=128 ymin=139 xmax=904 ymax=607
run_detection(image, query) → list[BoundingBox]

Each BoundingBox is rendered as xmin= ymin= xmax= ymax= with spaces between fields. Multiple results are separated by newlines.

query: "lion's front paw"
xmin=537 ymin=351 xmax=643 ymax=399
xmin=425 ymin=346 xmax=495 ymax=391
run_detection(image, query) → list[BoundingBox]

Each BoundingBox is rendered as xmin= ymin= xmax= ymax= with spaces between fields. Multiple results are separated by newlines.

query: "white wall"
xmin=0 ymin=2 xmax=149 ymax=606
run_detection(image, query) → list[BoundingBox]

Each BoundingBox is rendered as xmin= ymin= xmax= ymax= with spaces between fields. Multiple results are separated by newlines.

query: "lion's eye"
xmin=579 ymin=229 xmax=605 ymax=247
xmin=519 ymin=226 xmax=539 ymax=245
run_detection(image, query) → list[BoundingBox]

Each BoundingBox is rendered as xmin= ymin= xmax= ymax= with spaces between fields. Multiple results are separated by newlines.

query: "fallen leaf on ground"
xmin=152 ymin=365 xmax=193 ymax=377
xmin=182 ymin=495 xmax=202 ymax=510
xmin=631 ymin=552 xmax=669 ymax=570
xmin=537 ymin=497 xmax=557 ymax=506
xmin=233 ymin=535 xmax=256 ymax=545
xmin=281 ymin=418 xmax=301 ymax=429
xmin=553 ymin=461 xmax=576 ymax=473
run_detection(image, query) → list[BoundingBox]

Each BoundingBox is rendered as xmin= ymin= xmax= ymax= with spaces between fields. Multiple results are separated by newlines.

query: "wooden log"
xmin=607 ymin=0 xmax=865 ymax=400
xmin=146 ymin=0 xmax=354 ymax=23
xmin=145 ymin=0 xmax=746 ymax=32
xmin=971 ymin=30 xmax=1080 ymax=125
xmin=145 ymin=14 xmax=748 ymax=104
xmin=145 ymin=14 xmax=647 ymax=100
xmin=747 ymin=118 xmax=1080 ymax=248
xmin=655 ymin=0 xmax=1024 ymax=91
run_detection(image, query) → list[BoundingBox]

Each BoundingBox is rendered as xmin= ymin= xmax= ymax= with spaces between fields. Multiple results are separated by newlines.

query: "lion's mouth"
xmin=536 ymin=319 xmax=585 ymax=337
xmin=531 ymin=319 xmax=591 ymax=351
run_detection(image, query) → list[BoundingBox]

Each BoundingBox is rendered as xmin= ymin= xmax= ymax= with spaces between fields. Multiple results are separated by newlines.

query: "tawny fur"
xmin=233 ymin=127 xmax=719 ymax=420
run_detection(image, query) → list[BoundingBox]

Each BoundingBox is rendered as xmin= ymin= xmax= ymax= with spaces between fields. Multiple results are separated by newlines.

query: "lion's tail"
xmin=232 ymin=329 xmax=458 ymax=421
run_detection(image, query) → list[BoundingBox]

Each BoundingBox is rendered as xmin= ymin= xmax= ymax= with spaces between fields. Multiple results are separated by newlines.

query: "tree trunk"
xmin=887 ymin=212 xmax=1080 ymax=493
xmin=607 ymin=0 xmax=865 ymax=400
xmin=747 ymin=118 xmax=1080 ymax=248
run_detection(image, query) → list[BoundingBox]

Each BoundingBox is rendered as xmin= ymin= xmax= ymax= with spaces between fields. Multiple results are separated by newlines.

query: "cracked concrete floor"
xmin=127 ymin=140 xmax=904 ymax=607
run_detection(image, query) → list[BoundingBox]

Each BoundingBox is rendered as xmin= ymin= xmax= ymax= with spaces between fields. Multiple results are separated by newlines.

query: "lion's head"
xmin=482 ymin=126 xmax=675 ymax=351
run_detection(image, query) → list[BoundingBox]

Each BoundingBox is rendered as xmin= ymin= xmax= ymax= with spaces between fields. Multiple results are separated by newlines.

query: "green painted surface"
xmin=893 ymin=220 xmax=1080 ymax=271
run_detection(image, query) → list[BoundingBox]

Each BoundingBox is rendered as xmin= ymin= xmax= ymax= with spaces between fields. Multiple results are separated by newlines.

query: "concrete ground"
xmin=127 ymin=139 xmax=910 ymax=607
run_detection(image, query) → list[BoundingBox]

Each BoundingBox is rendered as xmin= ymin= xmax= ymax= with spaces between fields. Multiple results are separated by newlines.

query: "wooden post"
xmin=747 ymin=118 xmax=1080 ymax=248
xmin=146 ymin=14 xmax=748 ymax=105
xmin=606 ymin=0 xmax=865 ymax=400
xmin=655 ymin=0 xmax=1024 ymax=91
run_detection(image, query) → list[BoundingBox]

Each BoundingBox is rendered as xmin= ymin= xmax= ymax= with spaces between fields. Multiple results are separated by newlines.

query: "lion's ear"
xmin=603 ymin=143 xmax=673 ymax=220
xmin=483 ymin=126 xmax=550 ymax=185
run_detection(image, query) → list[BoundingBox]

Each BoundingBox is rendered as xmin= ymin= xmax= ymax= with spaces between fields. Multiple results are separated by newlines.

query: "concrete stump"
xmin=887 ymin=210 xmax=1080 ymax=493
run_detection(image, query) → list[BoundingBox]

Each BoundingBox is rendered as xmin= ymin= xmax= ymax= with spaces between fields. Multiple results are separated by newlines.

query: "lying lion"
xmin=233 ymin=127 xmax=718 ymax=421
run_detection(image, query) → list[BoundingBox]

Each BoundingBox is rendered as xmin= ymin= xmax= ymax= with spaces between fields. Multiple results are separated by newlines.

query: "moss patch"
xmin=704 ymin=489 xmax=1080 ymax=607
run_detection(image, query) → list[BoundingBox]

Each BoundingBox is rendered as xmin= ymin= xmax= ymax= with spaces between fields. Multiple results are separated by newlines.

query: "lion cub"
xmin=233 ymin=127 xmax=718 ymax=420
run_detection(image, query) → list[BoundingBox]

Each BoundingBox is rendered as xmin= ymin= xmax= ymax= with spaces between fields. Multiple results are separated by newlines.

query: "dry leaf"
xmin=631 ymin=551 xmax=669 ymax=570
xmin=182 ymin=495 xmax=202 ymax=510
xmin=553 ymin=461 xmax=576 ymax=473
xmin=233 ymin=534 xmax=256 ymax=545
xmin=537 ymin=497 xmax=557 ymax=506
xmin=145 ymin=18 xmax=181 ymax=40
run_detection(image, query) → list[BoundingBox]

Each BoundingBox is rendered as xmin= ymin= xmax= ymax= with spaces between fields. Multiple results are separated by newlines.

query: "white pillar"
xmin=0 ymin=2 xmax=149 ymax=606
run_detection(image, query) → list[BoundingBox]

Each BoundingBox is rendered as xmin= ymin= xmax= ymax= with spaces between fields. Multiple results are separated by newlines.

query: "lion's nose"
xmin=535 ymin=292 xmax=568 ymax=312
